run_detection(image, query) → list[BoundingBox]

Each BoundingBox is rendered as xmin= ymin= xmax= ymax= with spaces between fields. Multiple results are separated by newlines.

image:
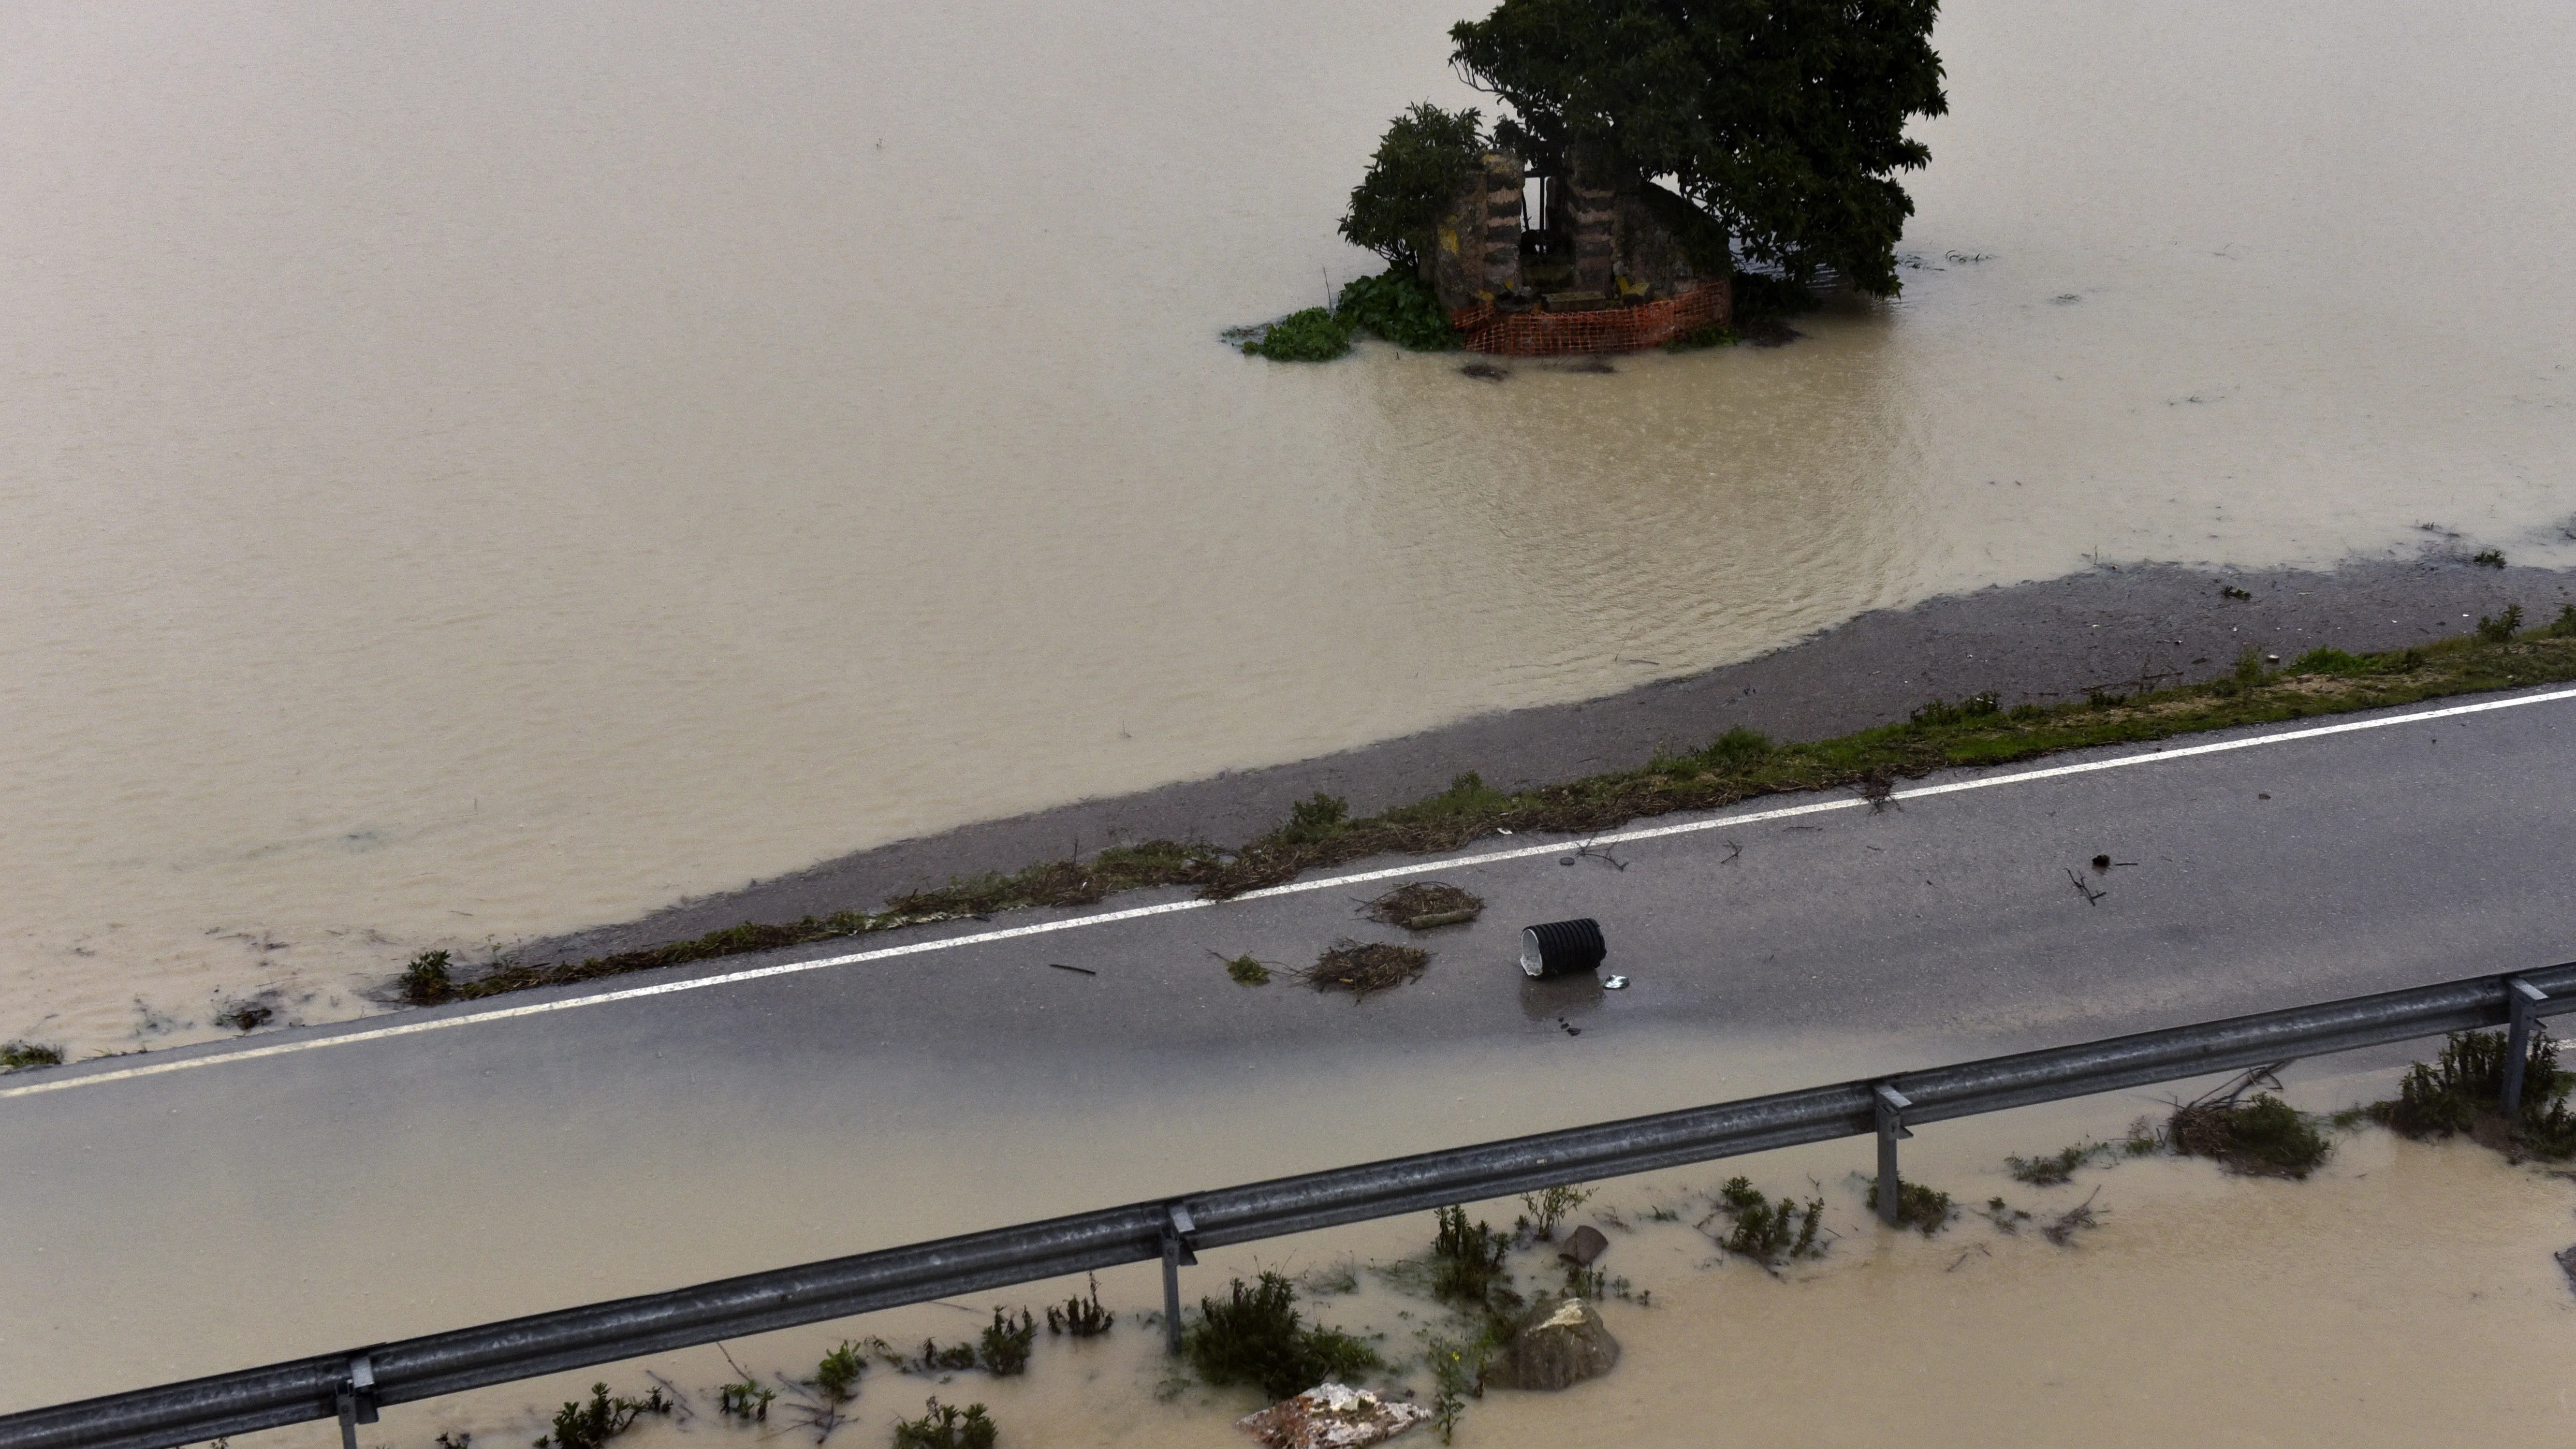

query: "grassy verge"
xmin=425 ymin=615 xmax=2576 ymax=1003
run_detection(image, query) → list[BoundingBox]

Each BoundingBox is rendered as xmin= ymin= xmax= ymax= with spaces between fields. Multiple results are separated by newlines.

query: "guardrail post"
xmin=1873 ymin=1084 xmax=1913 ymax=1227
xmin=1159 ymin=1204 xmax=1198 ymax=1357
xmin=2501 ymin=977 xmax=2549 ymax=1119
xmin=333 ymin=1354 xmax=378 ymax=1449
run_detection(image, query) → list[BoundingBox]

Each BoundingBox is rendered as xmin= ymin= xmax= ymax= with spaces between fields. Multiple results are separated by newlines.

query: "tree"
xmin=1448 ymin=0 xmax=1946 ymax=295
xmin=1340 ymin=103 xmax=1487 ymax=273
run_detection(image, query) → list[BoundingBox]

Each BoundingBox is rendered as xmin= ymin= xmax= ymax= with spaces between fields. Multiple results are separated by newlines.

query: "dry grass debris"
xmin=1365 ymin=881 xmax=1484 ymax=930
xmin=1296 ymin=940 xmax=1429 ymax=1001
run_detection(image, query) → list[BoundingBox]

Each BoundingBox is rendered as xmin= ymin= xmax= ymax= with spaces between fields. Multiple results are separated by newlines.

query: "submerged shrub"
xmin=2373 ymin=1028 xmax=2576 ymax=1157
xmin=892 ymin=1398 xmax=997 ymax=1449
xmin=537 ymin=1384 xmax=669 ymax=1449
xmin=1244 ymin=308 xmax=1354 ymax=362
xmin=1185 ymin=1272 xmax=1377 ymax=1402
xmin=1429 ymin=1205 xmax=1512 ymax=1308
xmin=1 ymin=1040 xmax=65 ymax=1073
xmin=977 ymin=1308 xmax=1036 ymax=1376
xmin=399 ymin=949 xmax=454 ymax=1005
xmin=2169 ymin=1093 xmax=2330 ymax=1178
xmin=1713 ymin=1176 xmax=1828 ymax=1262
xmin=1337 ymin=267 xmax=1459 ymax=350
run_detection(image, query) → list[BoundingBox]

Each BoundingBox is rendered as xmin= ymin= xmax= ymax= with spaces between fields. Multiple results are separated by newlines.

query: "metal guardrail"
xmin=6 ymin=963 xmax=2569 ymax=1449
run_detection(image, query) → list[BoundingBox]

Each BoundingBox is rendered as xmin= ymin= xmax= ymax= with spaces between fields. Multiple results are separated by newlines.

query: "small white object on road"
xmin=1604 ymin=975 xmax=1628 ymax=990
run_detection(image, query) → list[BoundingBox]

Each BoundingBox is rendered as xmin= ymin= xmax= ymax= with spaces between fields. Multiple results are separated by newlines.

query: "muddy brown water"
xmin=7 ymin=0 xmax=2576 ymax=1054
xmin=14 ymin=1051 xmax=2571 ymax=1443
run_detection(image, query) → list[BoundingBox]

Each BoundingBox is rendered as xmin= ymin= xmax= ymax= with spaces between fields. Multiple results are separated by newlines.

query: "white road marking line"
xmin=11 ymin=684 xmax=2571 ymax=1099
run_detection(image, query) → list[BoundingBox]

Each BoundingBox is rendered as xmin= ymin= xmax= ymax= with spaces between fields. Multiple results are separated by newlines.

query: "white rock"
xmin=1236 ymin=1383 xmax=1432 ymax=1449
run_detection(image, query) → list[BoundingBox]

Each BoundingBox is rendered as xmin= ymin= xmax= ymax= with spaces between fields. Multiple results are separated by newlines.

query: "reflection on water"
xmin=4 ymin=0 xmax=2575 ymax=1054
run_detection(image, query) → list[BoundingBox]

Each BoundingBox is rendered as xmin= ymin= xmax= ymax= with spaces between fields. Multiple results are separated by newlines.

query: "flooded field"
xmin=44 ymin=1078 xmax=2571 ymax=1448
xmin=5 ymin=0 xmax=2576 ymax=1055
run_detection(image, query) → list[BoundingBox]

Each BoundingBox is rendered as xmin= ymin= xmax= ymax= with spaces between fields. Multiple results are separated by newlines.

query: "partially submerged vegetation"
xmin=2370 ymin=1027 xmax=2576 ymax=1159
xmin=2168 ymin=1087 xmax=2332 ymax=1179
xmin=405 ymin=618 xmax=2576 ymax=1005
xmin=534 ymin=1384 xmax=670 ymax=1449
xmin=1859 ymin=1177 xmax=1954 ymax=1236
xmin=1707 ymin=1176 xmax=1827 ymax=1264
xmin=1 ymin=1039 xmax=65 ymax=1072
xmin=891 ymin=1398 xmax=997 ymax=1449
xmin=1184 ymin=1272 xmax=1378 ymax=1402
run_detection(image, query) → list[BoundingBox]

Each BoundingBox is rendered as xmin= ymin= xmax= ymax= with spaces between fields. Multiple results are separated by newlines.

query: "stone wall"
xmin=1427 ymin=151 xmax=1524 ymax=311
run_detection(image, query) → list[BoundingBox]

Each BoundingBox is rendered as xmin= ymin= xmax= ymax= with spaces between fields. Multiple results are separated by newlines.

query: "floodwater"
xmin=7 ymin=0 xmax=2576 ymax=1054
xmin=10 ymin=1039 xmax=2571 ymax=1444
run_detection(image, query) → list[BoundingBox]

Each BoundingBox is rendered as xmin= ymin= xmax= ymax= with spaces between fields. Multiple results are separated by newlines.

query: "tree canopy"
xmin=1448 ymin=0 xmax=1946 ymax=295
xmin=1339 ymin=102 xmax=1486 ymax=273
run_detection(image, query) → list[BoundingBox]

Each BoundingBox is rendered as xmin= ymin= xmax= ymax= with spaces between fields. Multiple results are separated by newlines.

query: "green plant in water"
xmin=1518 ymin=1183 xmax=1591 ymax=1241
xmin=2169 ymin=1093 xmax=2330 ymax=1178
xmin=2372 ymin=1028 xmax=2576 ymax=1157
xmin=978 ymin=1308 xmax=1036 ymax=1375
xmin=891 ymin=1398 xmax=997 ymax=1449
xmin=2005 ymin=1143 xmax=2112 ymax=1186
xmin=2472 ymin=548 xmax=2506 ymax=568
xmin=908 ymin=1338 xmax=979 ymax=1375
xmin=1663 ymin=323 xmax=1740 ymax=351
xmin=1243 ymin=308 xmax=1354 ymax=362
xmin=2476 ymin=604 xmax=2523 ymax=644
xmin=1426 ymin=1337 xmax=1478 ymax=1444
xmin=812 ymin=1341 xmax=869 ymax=1403
xmin=1047 ymin=1274 xmax=1114 ymax=1336
xmin=1 ymin=1039 xmax=65 ymax=1072
xmin=1859 ymin=1177 xmax=1953 ymax=1235
xmin=1430 ymin=1205 xmax=1513 ymax=1308
xmin=1336 ymin=267 xmax=1460 ymax=351
xmin=400 ymin=949 xmax=454 ymax=1005
xmin=716 ymin=1375 xmax=776 ymax=1422
xmin=535 ymin=1384 xmax=669 ymax=1449
xmin=1712 ymin=1177 xmax=1827 ymax=1262
xmin=1184 ymin=1272 xmax=1378 ymax=1402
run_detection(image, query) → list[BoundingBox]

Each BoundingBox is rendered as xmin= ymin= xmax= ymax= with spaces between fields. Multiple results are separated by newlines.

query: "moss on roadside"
xmin=437 ymin=626 xmax=2576 ymax=1004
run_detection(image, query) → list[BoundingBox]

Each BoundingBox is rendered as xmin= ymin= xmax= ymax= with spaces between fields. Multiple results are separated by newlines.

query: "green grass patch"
xmin=424 ymin=627 xmax=2576 ymax=1005
xmin=1336 ymin=267 xmax=1460 ymax=351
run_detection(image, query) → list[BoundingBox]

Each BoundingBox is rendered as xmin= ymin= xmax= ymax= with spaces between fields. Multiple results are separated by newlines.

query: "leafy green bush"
xmin=1185 ymin=1273 xmax=1378 ymax=1402
xmin=1243 ymin=308 xmax=1353 ymax=362
xmin=1336 ymin=267 xmax=1459 ymax=350
xmin=2476 ymin=604 xmax=2523 ymax=644
xmin=2374 ymin=1028 xmax=2576 ymax=1156
xmin=1340 ymin=104 xmax=1486 ymax=271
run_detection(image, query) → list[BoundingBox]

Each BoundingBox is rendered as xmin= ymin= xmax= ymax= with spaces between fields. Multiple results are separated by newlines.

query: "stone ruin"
xmin=1424 ymin=149 xmax=1735 ymax=355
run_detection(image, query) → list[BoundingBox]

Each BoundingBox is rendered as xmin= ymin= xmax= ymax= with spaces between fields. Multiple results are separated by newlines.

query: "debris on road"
xmin=1297 ymin=941 xmax=1429 ymax=1002
xmin=1045 ymin=962 xmax=1096 ymax=976
xmin=1364 ymin=882 xmax=1484 ymax=931
xmin=1602 ymin=975 xmax=1628 ymax=990
xmin=1520 ymin=918 xmax=1607 ymax=978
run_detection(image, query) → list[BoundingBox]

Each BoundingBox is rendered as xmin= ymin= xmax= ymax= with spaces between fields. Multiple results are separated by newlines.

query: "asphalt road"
xmin=8 ymin=685 xmax=2576 ymax=1405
